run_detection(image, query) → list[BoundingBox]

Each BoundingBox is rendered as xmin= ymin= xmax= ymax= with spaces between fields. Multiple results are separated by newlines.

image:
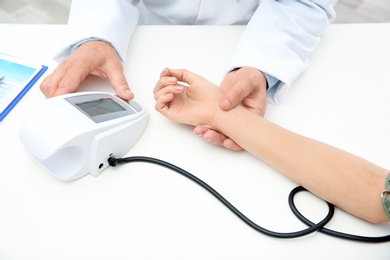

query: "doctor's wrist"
xmin=70 ymin=37 xmax=113 ymax=53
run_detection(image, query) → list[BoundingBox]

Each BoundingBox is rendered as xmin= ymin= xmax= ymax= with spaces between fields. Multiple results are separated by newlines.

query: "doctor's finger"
xmin=222 ymin=138 xmax=244 ymax=151
xmin=40 ymin=65 xmax=79 ymax=98
xmin=54 ymin=77 xmax=83 ymax=97
xmin=40 ymin=71 xmax=62 ymax=98
xmin=194 ymin=126 xmax=243 ymax=151
xmin=51 ymin=67 xmax=87 ymax=97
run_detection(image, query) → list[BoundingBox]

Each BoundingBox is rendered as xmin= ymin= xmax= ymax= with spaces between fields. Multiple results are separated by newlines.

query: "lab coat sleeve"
xmin=229 ymin=0 xmax=337 ymax=105
xmin=55 ymin=0 xmax=140 ymax=61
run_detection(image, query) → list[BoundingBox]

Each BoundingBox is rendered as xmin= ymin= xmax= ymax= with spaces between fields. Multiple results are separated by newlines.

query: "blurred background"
xmin=0 ymin=0 xmax=389 ymax=24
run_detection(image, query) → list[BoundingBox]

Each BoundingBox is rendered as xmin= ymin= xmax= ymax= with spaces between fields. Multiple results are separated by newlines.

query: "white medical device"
xmin=19 ymin=92 xmax=148 ymax=181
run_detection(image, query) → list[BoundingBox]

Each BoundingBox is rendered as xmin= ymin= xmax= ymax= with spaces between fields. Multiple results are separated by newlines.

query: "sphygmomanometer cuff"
xmin=381 ymin=172 xmax=390 ymax=220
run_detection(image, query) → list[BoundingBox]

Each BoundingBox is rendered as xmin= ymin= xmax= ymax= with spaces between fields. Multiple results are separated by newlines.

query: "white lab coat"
xmin=60 ymin=0 xmax=337 ymax=104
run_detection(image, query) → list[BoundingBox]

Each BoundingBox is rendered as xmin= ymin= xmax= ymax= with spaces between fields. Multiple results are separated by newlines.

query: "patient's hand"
xmin=194 ymin=67 xmax=268 ymax=151
xmin=154 ymin=68 xmax=222 ymax=128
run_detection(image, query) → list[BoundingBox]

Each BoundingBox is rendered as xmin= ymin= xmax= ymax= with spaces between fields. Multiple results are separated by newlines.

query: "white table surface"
xmin=0 ymin=23 xmax=390 ymax=260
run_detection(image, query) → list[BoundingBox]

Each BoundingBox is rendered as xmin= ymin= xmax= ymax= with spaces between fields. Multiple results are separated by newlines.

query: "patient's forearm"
xmin=214 ymin=106 xmax=388 ymax=223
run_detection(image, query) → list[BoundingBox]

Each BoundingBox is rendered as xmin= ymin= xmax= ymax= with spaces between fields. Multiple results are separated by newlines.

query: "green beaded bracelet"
xmin=381 ymin=173 xmax=390 ymax=220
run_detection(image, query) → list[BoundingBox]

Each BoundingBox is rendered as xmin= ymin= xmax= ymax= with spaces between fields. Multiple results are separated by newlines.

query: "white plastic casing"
xmin=19 ymin=92 xmax=148 ymax=181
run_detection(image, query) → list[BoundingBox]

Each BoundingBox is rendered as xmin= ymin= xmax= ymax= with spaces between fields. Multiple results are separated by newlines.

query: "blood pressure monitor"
xmin=19 ymin=92 xmax=148 ymax=181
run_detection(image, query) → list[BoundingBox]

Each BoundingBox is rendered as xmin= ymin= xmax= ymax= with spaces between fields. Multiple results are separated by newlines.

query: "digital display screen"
xmin=76 ymin=98 xmax=125 ymax=117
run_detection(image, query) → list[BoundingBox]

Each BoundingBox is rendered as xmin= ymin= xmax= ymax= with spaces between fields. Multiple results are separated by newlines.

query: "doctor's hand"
xmin=40 ymin=40 xmax=134 ymax=100
xmin=154 ymin=68 xmax=223 ymax=128
xmin=193 ymin=67 xmax=268 ymax=151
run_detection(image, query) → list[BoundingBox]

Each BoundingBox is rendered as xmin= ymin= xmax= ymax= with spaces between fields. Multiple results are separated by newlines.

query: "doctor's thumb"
xmin=112 ymin=79 xmax=134 ymax=100
xmin=219 ymin=91 xmax=245 ymax=111
xmin=220 ymin=98 xmax=233 ymax=111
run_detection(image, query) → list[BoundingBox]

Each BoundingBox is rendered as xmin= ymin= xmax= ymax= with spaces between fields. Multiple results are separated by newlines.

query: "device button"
xmin=129 ymin=100 xmax=143 ymax=112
